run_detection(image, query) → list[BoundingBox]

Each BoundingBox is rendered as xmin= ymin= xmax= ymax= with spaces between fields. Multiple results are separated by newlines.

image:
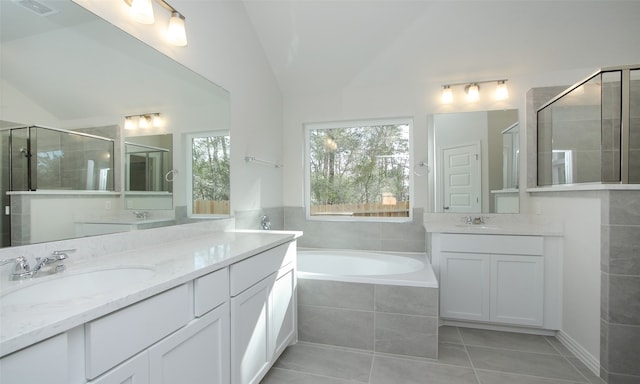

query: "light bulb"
xmin=167 ymin=12 xmax=187 ymax=46
xmin=441 ymin=86 xmax=453 ymax=104
xmin=466 ymin=83 xmax=480 ymax=102
xmin=129 ymin=0 xmax=154 ymax=24
xmin=152 ymin=113 xmax=164 ymax=127
xmin=496 ymin=80 xmax=509 ymax=100
xmin=139 ymin=115 xmax=150 ymax=129
xmin=124 ymin=117 xmax=135 ymax=130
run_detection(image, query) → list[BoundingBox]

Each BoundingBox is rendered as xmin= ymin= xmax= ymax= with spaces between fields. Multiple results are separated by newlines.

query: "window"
xmin=186 ymin=131 xmax=230 ymax=217
xmin=305 ymin=118 xmax=412 ymax=220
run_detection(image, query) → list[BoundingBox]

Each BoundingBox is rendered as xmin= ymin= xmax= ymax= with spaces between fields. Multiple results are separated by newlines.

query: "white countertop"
xmin=0 ymin=230 xmax=300 ymax=357
xmin=423 ymin=213 xmax=563 ymax=236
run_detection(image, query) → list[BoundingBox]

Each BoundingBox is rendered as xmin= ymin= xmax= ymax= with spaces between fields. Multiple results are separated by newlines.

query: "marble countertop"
xmin=423 ymin=214 xmax=563 ymax=236
xmin=0 ymin=230 xmax=300 ymax=357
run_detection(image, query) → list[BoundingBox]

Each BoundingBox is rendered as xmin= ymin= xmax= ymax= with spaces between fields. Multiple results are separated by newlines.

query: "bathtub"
xmin=296 ymin=248 xmax=440 ymax=359
xmin=297 ymin=249 xmax=438 ymax=288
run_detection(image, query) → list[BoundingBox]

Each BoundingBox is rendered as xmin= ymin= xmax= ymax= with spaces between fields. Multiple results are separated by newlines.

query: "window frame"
xmin=186 ymin=130 xmax=230 ymax=219
xmin=304 ymin=117 xmax=414 ymax=222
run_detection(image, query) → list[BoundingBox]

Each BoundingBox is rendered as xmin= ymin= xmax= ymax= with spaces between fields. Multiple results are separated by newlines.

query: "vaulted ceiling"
xmin=241 ymin=0 xmax=640 ymax=96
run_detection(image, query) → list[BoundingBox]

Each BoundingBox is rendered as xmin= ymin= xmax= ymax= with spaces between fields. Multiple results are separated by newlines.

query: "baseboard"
xmin=556 ymin=330 xmax=600 ymax=376
xmin=440 ymin=319 xmax=556 ymax=336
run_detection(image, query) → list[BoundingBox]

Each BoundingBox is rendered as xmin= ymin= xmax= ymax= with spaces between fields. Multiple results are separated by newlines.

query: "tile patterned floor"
xmin=261 ymin=326 xmax=606 ymax=384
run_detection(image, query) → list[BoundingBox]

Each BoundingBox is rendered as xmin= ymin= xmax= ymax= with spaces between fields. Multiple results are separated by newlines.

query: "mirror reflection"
xmin=125 ymin=134 xmax=173 ymax=210
xmin=0 ymin=0 xmax=230 ymax=248
xmin=428 ymin=110 xmax=519 ymax=214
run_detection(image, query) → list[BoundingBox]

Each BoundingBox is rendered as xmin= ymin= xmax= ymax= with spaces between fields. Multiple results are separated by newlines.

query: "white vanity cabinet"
xmin=230 ymin=241 xmax=297 ymax=384
xmin=435 ymin=233 xmax=553 ymax=328
xmin=0 ymin=333 xmax=70 ymax=384
xmin=87 ymin=268 xmax=231 ymax=384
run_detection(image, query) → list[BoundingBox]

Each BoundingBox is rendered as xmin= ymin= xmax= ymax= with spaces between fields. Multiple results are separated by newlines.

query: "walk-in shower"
xmin=537 ymin=64 xmax=639 ymax=185
xmin=4 ymin=125 xmax=115 ymax=191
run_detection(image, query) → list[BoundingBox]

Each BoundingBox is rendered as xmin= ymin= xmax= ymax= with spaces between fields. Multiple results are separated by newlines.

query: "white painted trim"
xmin=440 ymin=320 xmax=556 ymax=336
xmin=557 ymin=330 xmax=599 ymax=376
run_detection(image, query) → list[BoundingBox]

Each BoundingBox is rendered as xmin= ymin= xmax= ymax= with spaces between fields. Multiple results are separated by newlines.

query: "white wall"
xmin=74 ymin=0 xmax=284 ymax=212
xmin=528 ymin=194 xmax=602 ymax=362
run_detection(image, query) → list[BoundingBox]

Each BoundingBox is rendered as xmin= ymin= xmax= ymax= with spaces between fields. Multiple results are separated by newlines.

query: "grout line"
xmin=544 ymin=335 xmax=592 ymax=384
xmin=457 ymin=327 xmax=482 ymax=384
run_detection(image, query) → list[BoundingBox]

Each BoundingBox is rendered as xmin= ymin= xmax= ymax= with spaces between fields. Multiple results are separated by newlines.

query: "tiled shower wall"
xmin=600 ymin=190 xmax=640 ymax=384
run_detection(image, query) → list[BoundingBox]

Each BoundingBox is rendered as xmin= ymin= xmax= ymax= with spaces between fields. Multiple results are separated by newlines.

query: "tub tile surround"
xmin=262 ymin=326 xmax=605 ymax=384
xmin=284 ymin=206 xmax=426 ymax=252
xmin=0 ymin=219 xmax=302 ymax=357
xmin=297 ymin=279 xmax=439 ymax=359
xmin=600 ymin=190 xmax=640 ymax=383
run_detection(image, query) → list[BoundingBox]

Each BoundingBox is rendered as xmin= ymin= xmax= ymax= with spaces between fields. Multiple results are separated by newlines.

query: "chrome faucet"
xmin=464 ymin=216 xmax=486 ymax=225
xmin=260 ymin=215 xmax=272 ymax=230
xmin=0 ymin=256 xmax=32 ymax=280
xmin=0 ymin=249 xmax=75 ymax=281
xmin=32 ymin=249 xmax=75 ymax=276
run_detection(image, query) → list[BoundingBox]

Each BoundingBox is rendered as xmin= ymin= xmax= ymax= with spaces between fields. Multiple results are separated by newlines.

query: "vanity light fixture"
xmin=124 ymin=113 xmax=163 ymax=130
xmin=495 ymin=80 xmax=509 ymax=100
xmin=167 ymin=12 xmax=187 ymax=47
xmin=465 ymin=83 xmax=480 ymax=102
xmin=441 ymin=85 xmax=453 ymax=104
xmin=129 ymin=0 xmax=154 ymax=24
xmin=124 ymin=0 xmax=187 ymax=46
xmin=440 ymin=79 xmax=509 ymax=104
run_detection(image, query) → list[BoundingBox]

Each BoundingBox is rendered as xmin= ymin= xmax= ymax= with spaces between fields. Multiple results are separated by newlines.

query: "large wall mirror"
xmin=427 ymin=110 xmax=519 ymax=214
xmin=0 ymin=0 xmax=230 ymax=248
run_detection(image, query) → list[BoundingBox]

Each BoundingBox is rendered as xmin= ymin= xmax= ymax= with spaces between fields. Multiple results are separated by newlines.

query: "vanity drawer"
xmin=440 ymin=234 xmax=543 ymax=255
xmin=230 ymin=241 xmax=295 ymax=296
xmin=85 ymin=284 xmax=191 ymax=379
xmin=194 ymin=267 xmax=229 ymax=317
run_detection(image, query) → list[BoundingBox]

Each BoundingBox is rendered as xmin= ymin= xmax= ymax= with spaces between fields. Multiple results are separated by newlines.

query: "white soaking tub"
xmin=297 ymin=249 xmax=438 ymax=288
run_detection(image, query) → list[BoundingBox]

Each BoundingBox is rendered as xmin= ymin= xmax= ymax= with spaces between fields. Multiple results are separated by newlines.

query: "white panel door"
xmin=270 ymin=267 xmax=296 ymax=358
xmin=440 ymin=252 xmax=491 ymax=321
xmin=89 ymin=352 xmax=149 ymax=384
xmin=231 ymin=274 xmax=276 ymax=384
xmin=148 ymin=303 xmax=230 ymax=384
xmin=0 ymin=333 xmax=69 ymax=384
xmin=491 ymin=255 xmax=544 ymax=326
xmin=441 ymin=143 xmax=481 ymax=212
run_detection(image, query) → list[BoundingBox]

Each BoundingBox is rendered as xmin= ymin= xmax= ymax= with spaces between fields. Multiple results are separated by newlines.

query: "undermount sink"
xmin=0 ymin=267 xmax=155 ymax=307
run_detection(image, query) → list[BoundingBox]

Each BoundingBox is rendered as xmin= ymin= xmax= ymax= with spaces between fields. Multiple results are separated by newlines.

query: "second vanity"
xmin=0 ymin=225 xmax=301 ymax=384
xmin=425 ymin=214 xmax=563 ymax=332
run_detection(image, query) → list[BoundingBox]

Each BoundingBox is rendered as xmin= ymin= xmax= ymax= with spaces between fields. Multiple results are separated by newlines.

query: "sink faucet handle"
xmin=51 ymin=249 xmax=76 ymax=259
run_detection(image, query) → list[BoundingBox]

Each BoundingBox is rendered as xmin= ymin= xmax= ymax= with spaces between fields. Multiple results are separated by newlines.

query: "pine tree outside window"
xmin=304 ymin=118 xmax=412 ymax=221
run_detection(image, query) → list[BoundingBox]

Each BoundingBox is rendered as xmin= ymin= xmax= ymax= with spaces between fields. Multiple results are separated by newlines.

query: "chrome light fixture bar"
xmin=123 ymin=0 xmax=187 ymax=46
xmin=441 ymin=79 xmax=509 ymax=104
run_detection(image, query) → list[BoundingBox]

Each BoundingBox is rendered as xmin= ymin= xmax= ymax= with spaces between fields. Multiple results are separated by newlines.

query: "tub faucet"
xmin=133 ymin=211 xmax=149 ymax=219
xmin=261 ymin=215 xmax=272 ymax=230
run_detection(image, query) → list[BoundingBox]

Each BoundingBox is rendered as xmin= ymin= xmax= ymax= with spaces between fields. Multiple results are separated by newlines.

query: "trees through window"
xmin=305 ymin=118 xmax=412 ymax=219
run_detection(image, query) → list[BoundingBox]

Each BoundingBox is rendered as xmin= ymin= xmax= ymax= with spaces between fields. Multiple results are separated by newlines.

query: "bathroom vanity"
xmin=426 ymin=215 xmax=563 ymax=332
xmin=0 ymin=227 xmax=300 ymax=384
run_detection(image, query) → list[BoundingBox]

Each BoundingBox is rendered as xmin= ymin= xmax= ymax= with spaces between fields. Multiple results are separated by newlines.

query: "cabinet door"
xmin=231 ymin=274 xmax=275 ymax=384
xmin=270 ymin=266 xmax=296 ymax=358
xmin=89 ymin=352 xmax=149 ymax=384
xmin=440 ymin=252 xmax=491 ymax=322
xmin=491 ymin=255 xmax=544 ymax=326
xmin=0 ymin=333 xmax=69 ymax=384
xmin=148 ymin=302 xmax=230 ymax=384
